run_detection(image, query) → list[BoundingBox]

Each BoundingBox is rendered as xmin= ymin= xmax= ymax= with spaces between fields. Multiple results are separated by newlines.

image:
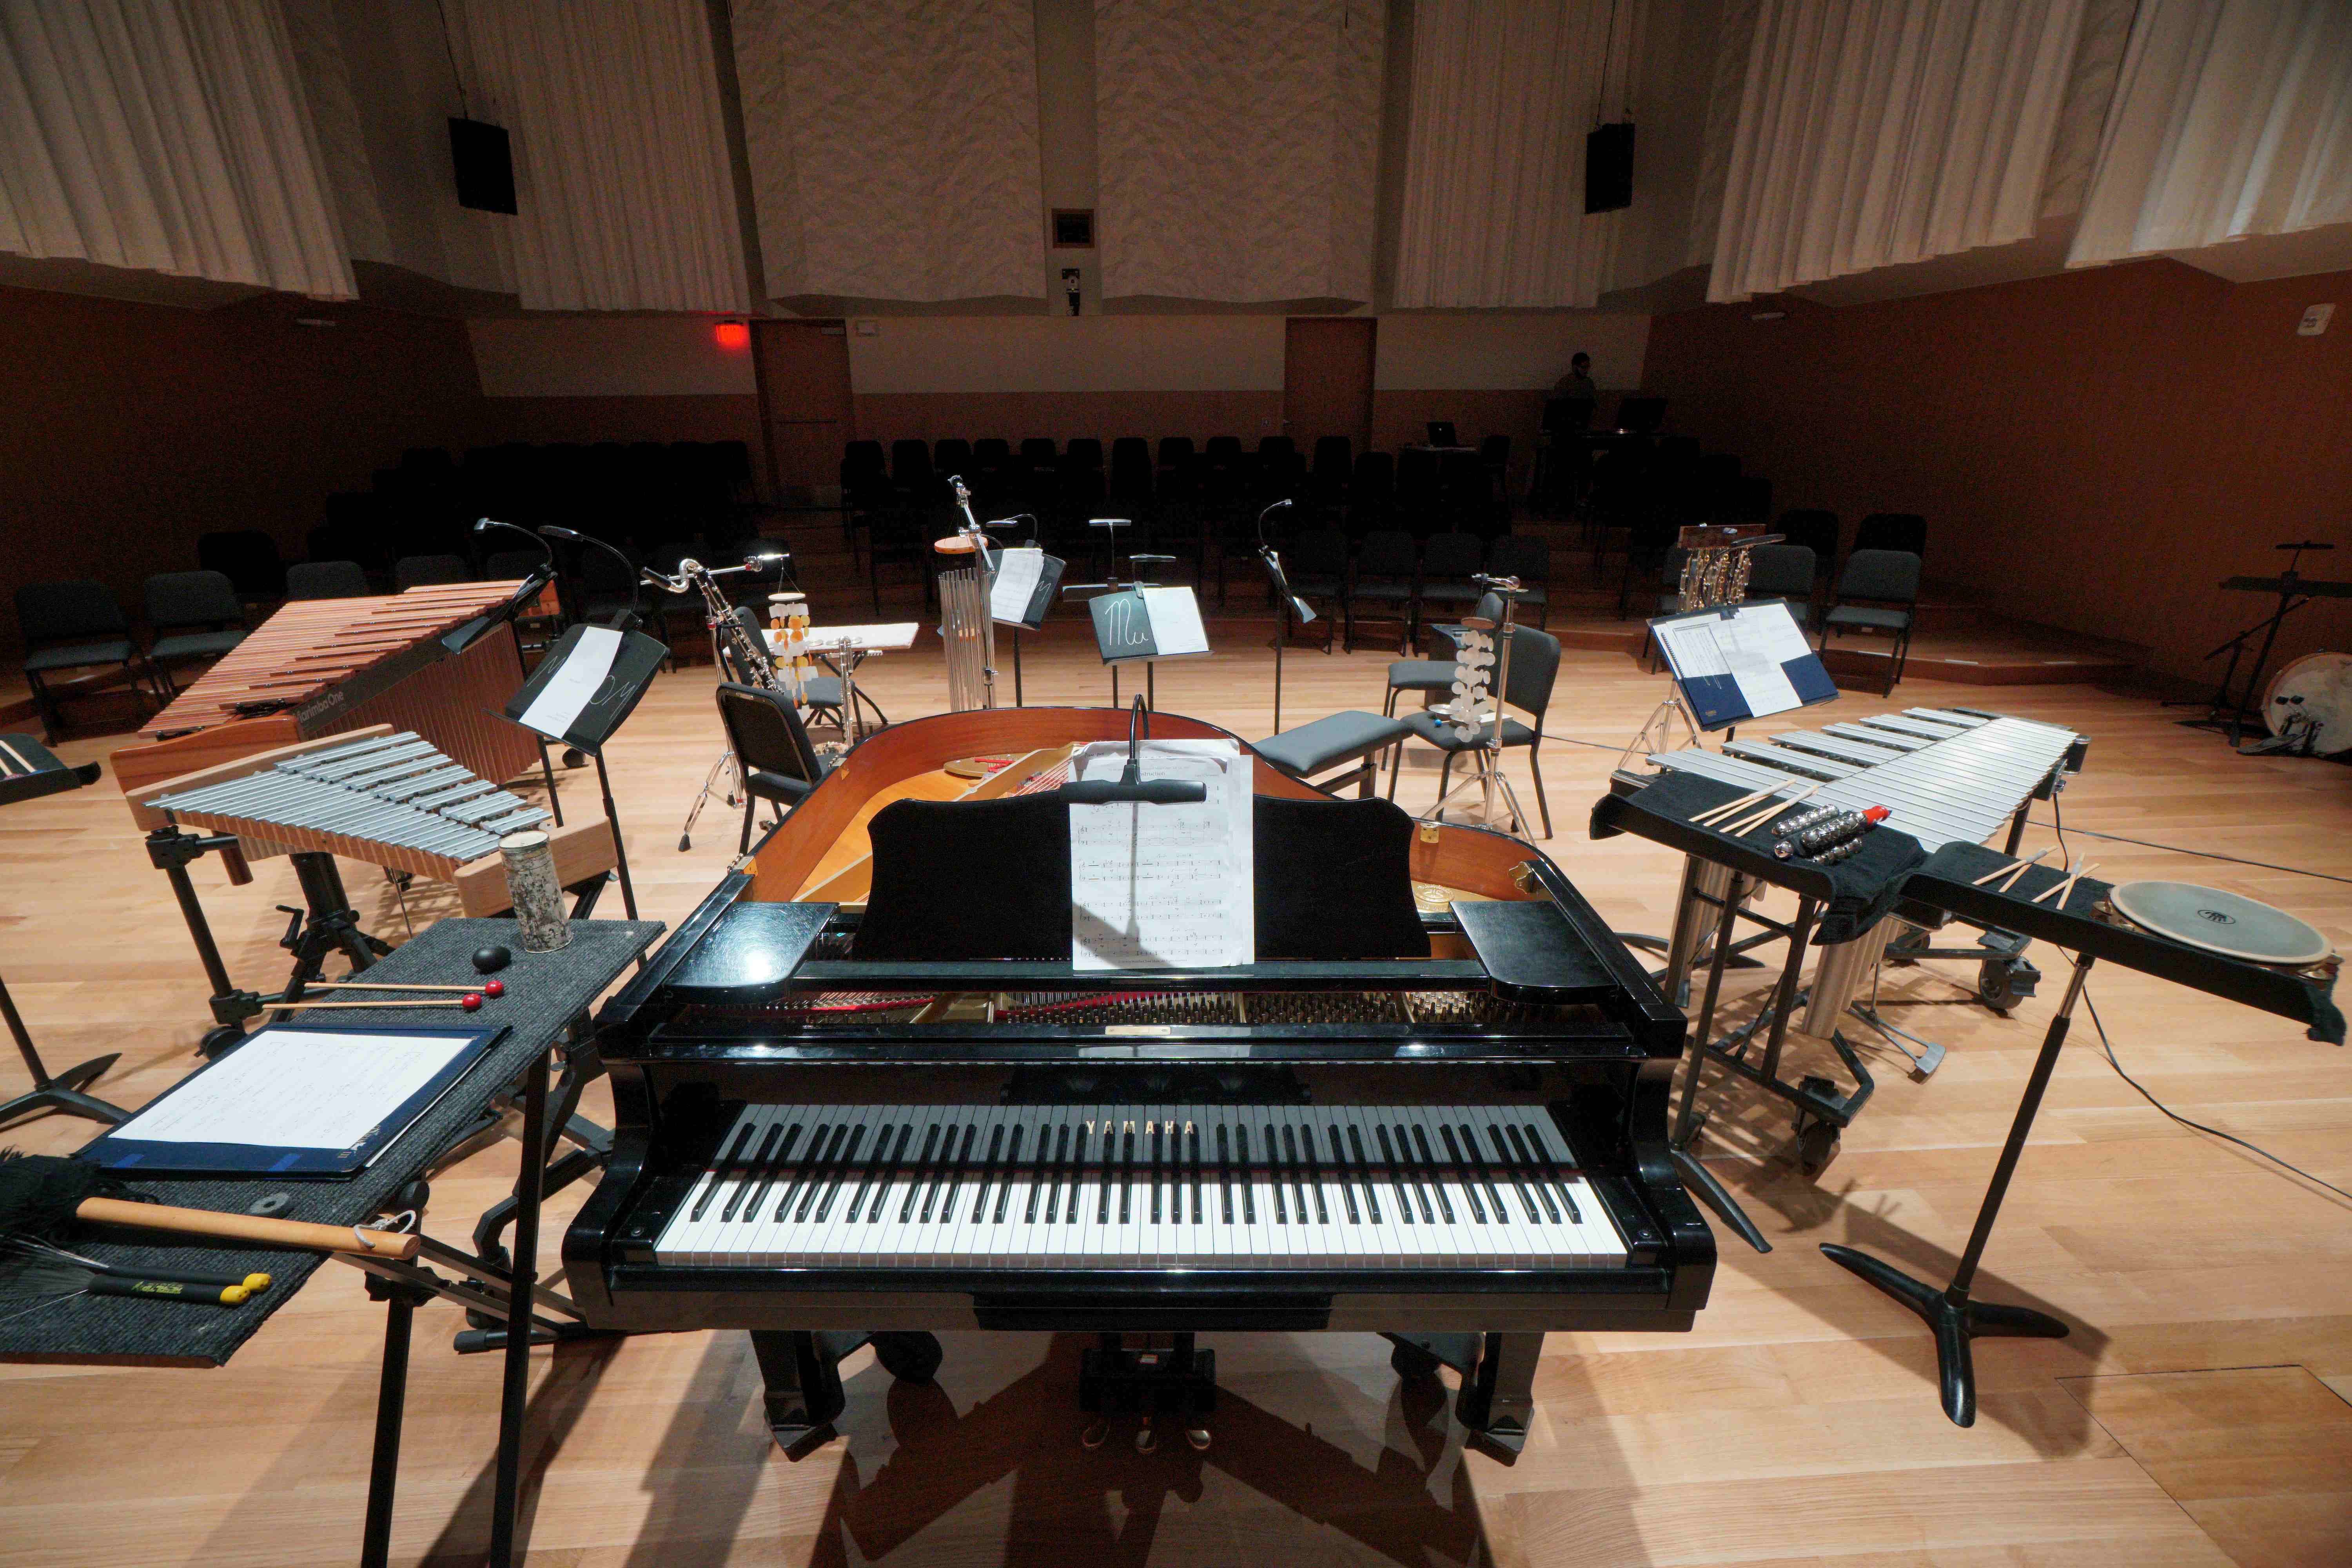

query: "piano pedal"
xmin=1082 ymin=1419 xmax=1111 ymax=1451
xmin=1135 ymin=1417 xmax=1155 ymax=1454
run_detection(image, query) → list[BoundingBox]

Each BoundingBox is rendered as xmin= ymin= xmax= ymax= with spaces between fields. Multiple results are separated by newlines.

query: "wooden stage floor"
xmin=2 ymin=624 xmax=2348 ymax=1567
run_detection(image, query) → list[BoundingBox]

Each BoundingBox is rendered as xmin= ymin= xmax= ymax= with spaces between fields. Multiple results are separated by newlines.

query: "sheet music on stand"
xmin=1088 ymin=585 xmax=1210 ymax=663
xmin=504 ymin=623 xmax=669 ymax=752
xmin=1649 ymin=599 xmax=1837 ymax=731
xmin=1067 ymin=739 xmax=1253 ymax=969
xmin=989 ymin=546 xmax=1066 ymax=630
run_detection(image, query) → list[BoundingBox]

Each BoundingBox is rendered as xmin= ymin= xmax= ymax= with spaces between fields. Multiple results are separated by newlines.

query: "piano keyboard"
xmin=1652 ymin=708 xmax=2079 ymax=851
xmin=657 ymin=1104 xmax=1626 ymax=1270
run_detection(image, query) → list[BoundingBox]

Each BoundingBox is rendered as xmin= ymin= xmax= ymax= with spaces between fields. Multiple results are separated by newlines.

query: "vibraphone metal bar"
xmin=145 ymin=731 xmax=546 ymax=883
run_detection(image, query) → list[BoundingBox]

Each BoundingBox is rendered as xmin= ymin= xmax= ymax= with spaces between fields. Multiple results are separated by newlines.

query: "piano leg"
xmin=751 ymin=1329 xmax=944 ymax=1454
xmin=1453 ymin=1332 xmax=1543 ymax=1459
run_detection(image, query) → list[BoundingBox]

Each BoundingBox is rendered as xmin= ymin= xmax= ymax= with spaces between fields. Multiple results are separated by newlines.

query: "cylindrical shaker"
xmin=499 ymin=829 xmax=570 ymax=953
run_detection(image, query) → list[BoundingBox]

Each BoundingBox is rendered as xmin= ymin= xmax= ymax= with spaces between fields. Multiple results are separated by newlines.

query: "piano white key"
xmin=695 ymin=1106 xmax=783 ymax=1266
xmin=652 ymin=1106 xmax=754 ymax=1265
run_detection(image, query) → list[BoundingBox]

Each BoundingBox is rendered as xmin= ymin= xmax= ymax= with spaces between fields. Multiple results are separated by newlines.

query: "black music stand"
xmin=501 ymin=624 xmax=669 ymax=924
xmin=989 ymin=544 xmax=1065 ymax=707
xmin=1259 ymin=544 xmax=1318 ymax=733
xmin=2179 ymin=541 xmax=2352 ymax=746
xmin=0 ymin=737 xmax=126 ymax=1129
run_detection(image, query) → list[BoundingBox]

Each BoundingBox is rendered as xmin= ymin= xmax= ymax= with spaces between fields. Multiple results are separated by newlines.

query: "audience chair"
xmin=715 ymin=681 xmax=834 ymax=855
xmin=1109 ymin=437 xmax=1154 ymax=507
xmin=1820 ymin=548 xmax=1922 ymax=693
xmin=141 ymin=571 xmax=249 ymax=697
xmin=393 ymin=554 xmax=471 ymax=589
xmin=1482 ymin=535 xmax=1550 ymax=628
xmin=1310 ymin=436 xmax=1352 ymax=508
xmin=14 ymin=581 xmax=150 ymax=739
xmin=1773 ymin=510 xmax=1840 ymax=581
xmin=931 ymin=438 xmax=973 ymax=483
xmin=1617 ymin=511 xmax=1682 ymax=617
xmin=1743 ymin=544 xmax=1819 ymax=630
xmin=1062 ymin=438 xmax=1103 ymax=473
xmin=196 ymin=530 xmax=286 ymax=603
xmin=1347 ymin=451 xmax=1395 ymax=536
xmin=1348 ymin=530 xmax=1419 ymax=654
xmin=1386 ymin=591 xmax=1502 ymax=717
xmin=1282 ymin=528 xmax=1349 ymax=653
xmin=1854 ymin=512 xmax=1927 ymax=559
xmin=285 ymin=560 xmax=372 ymax=600
xmin=1416 ymin=531 xmax=1486 ymax=632
xmin=890 ymin=439 xmax=936 ymax=503
xmin=1392 ymin=621 xmax=1562 ymax=838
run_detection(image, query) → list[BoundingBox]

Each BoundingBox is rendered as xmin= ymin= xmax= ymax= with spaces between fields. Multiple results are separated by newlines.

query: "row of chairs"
xmin=1641 ymin=543 xmax=1924 ymax=693
xmin=14 ymin=573 xmax=252 ymax=738
xmin=1283 ymin=531 xmax=1551 ymax=654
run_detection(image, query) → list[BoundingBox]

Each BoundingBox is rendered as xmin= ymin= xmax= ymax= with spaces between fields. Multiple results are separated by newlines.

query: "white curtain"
xmin=733 ymin=0 xmax=1043 ymax=302
xmin=2069 ymin=0 xmax=2352 ymax=267
xmin=1704 ymin=0 xmax=2090 ymax=302
xmin=1392 ymin=0 xmax=1644 ymax=309
xmin=0 ymin=0 xmax=355 ymax=297
xmin=450 ymin=0 xmax=748 ymax=313
xmin=1095 ymin=0 xmax=1384 ymax=303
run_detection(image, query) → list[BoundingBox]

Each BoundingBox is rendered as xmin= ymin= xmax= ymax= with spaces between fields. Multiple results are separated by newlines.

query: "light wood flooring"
xmin=2 ymin=621 xmax=2349 ymax=1567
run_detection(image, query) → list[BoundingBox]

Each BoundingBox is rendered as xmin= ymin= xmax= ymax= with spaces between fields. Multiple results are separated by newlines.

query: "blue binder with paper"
xmin=1647 ymin=599 xmax=1838 ymax=730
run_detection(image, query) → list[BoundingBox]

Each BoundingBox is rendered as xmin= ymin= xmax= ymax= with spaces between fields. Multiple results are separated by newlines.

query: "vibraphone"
xmin=114 ymin=582 xmax=548 ymax=828
xmin=1590 ymin=706 xmax=2088 ymax=1237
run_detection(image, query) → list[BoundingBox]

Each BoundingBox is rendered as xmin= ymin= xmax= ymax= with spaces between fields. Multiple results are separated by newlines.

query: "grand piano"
xmin=564 ymin=708 xmax=1715 ymax=1457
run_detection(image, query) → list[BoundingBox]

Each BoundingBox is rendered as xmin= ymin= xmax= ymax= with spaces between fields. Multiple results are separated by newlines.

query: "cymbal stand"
xmin=1423 ymin=577 xmax=1530 ymax=836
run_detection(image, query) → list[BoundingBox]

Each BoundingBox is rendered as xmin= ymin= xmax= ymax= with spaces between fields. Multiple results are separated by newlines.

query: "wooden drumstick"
xmin=2032 ymin=862 xmax=2096 ymax=906
xmin=315 ymin=980 xmax=506 ymax=997
xmin=1691 ymin=787 xmax=1774 ymax=827
xmin=1974 ymin=847 xmax=2051 ymax=886
xmin=1726 ymin=783 xmax=1820 ymax=836
xmin=0 ymin=739 xmax=31 ymax=777
xmin=273 ymin=996 xmax=482 ymax=1012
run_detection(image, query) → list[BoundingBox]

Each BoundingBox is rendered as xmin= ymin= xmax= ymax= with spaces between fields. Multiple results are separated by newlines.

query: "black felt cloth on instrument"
xmin=853 ymin=793 xmax=1430 ymax=961
xmin=1588 ymin=771 xmax=1929 ymax=945
xmin=0 ymin=916 xmax=660 ymax=1368
xmin=1906 ymin=844 xmax=2344 ymax=1045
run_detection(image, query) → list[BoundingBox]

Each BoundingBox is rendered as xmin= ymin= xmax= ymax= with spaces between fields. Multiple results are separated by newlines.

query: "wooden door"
xmin=1283 ymin=317 xmax=1376 ymax=454
xmin=753 ymin=319 xmax=855 ymax=503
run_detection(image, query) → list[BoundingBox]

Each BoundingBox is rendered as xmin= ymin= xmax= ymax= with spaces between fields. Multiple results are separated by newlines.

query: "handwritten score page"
xmin=516 ymin=625 xmax=622 ymax=740
xmin=1068 ymin=739 xmax=1253 ymax=969
xmin=1140 ymin=587 xmax=1209 ymax=655
xmin=106 ymin=1029 xmax=477 ymax=1150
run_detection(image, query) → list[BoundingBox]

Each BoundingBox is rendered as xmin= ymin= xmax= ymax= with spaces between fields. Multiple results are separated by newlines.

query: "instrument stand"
xmin=2176 ymin=543 xmax=2341 ymax=745
xmin=586 ymin=750 xmax=638 ymax=921
xmin=1423 ymin=585 xmax=1530 ymax=836
xmin=1821 ymin=951 xmax=2090 ymax=1427
xmin=1669 ymin=870 xmax=1776 ymax=1253
xmin=1617 ymin=691 xmax=1702 ymax=773
xmin=0 ymin=969 xmax=126 ymax=1129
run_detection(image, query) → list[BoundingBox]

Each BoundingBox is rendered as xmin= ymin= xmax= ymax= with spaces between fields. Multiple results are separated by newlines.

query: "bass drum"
xmin=2262 ymin=651 xmax=2352 ymax=755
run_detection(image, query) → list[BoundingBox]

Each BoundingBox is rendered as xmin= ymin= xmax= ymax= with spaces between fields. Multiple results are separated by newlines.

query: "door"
xmin=753 ymin=319 xmax=855 ymax=504
xmin=1283 ymin=317 xmax=1376 ymax=455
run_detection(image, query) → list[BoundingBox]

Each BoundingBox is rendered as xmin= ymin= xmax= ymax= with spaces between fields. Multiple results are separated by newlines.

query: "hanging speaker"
xmin=448 ymin=118 xmax=517 ymax=214
xmin=1585 ymin=122 xmax=1635 ymax=214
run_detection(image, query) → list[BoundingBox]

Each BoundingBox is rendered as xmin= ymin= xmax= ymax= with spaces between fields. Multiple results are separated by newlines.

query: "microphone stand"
xmin=1253 ymin=500 xmax=1310 ymax=733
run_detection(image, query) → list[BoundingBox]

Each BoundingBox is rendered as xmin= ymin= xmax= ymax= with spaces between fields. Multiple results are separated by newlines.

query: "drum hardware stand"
xmin=1424 ymin=576 xmax=1532 ymax=835
xmin=0 ymin=972 xmax=128 ymax=1129
xmin=2175 ymin=539 xmax=2345 ymax=745
xmin=1822 ymin=950 xmax=2091 ymax=1427
xmin=1256 ymin=501 xmax=1316 ymax=733
xmin=1617 ymin=690 xmax=1702 ymax=773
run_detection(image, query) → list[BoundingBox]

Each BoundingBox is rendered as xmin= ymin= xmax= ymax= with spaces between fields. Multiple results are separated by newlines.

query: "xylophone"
xmin=114 ymin=583 xmax=547 ymax=828
xmin=140 ymin=726 xmax=615 ymax=917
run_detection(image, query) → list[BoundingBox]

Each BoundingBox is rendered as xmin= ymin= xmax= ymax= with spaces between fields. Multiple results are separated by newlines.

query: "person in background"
xmin=1552 ymin=352 xmax=1597 ymax=401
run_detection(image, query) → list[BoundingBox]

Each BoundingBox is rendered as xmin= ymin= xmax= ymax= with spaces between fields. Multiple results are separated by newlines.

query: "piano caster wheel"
xmin=1797 ymin=1119 xmax=1840 ymax=1176
xmin=1185 ymin=1425 xmax=1212 ymax=1452
xmin=1135 ymin=1418 xmax=1156 ymax=1454
xmin=1082 ymin=1419 xmax=1111 ymax=1451
xmin=870 ymin=1331 xmax=942 ymax=1384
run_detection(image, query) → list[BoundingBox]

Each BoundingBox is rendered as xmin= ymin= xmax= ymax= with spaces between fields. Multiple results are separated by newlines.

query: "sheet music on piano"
xmin=1067 ymin=738 xmax=1253 ymax=970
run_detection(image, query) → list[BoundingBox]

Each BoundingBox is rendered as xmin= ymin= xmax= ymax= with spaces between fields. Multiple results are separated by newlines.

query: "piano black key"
xmin=1345 ymin=1123 xmax=1380 ymax=1223
xmin=775 ymin=1122 xmax=833 ymax=1222
xmin=1118 ymin=1122 xmax=1134 ymax=1226
xmin=1269 ymin=1121 xmax=1288 ymax=1225
xmin=853 ymin=1123 xmax=906 ymax=1223
xmin=1519 ymin=1119 xmax=1583 ymax=1223
xmin=811 ymin=1126 xmax=862 ymax=1223
xmin=1499 ymin=1123 xmax=1559 ymax=1225
xmin=1376 ymin=1124 xmax=1415 ymax=1224
xmin=1460 ymin=1122 xmax=1509 ymax=1222
xmin=1329 ymin=1125 xmax=1360 ymax=1224
xmin=796 ymin=1123 xmax=851 ymax=1223
xmin=1294 ymin=1124 xmax=1327 ymax=1224
xmin=1410 ymin=1124 xmax=1454 ymax=1223
xmin=1097 ymin=1122 xmax=1114 ymax=1226
xmin=1033 ymin=1122 xmax=1061 ymax=1225
xmin=1150 ymin=1121 xmax=1163 ymax=1225
xmin=1218 ymin=1122 xmax=1234 ymax=1225
xmin=722 ymin=1122 xmax=786 ymax=1223
xmin=933 ymin=1123 xmax=975 ymax=1225
xmin=1238 ymin=1124 xmax=1255 ymax=1225
xmin=688 ymin=1122 xmax=756 ymax=1224
xmin=1187 ymin=1121 xmax=1202 ymax=1225
xmin=1441 ymin=1124 xmax=1486 ymax=1222
xmin=993 ymin=1125 xmax=1023 ymax=1225
xmin=972 ymin=1123 xmax=1005 ymax=1223
xmin=903 ymin=1123 xmax=943 ymax=1223
xmin=1394 ymin=1122 xmax=1439 ymax=1225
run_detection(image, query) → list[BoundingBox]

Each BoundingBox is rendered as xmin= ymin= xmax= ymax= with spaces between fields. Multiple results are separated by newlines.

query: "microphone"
xmin=474 ymin=516 xmax=553 ymax=564
xmin=538 ymin=526 xmax=647 ymax=630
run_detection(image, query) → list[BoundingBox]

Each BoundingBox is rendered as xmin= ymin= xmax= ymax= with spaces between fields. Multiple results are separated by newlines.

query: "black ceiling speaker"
xmin=449 ymin=118 xmax=517 ymax=214
xmin=1585 ymin=122 xmax=1635 ymax=214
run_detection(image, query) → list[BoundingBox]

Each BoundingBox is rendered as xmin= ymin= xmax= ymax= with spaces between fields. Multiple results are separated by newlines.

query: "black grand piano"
xmin=563 ymin=709 xmax=1716 ymax=1457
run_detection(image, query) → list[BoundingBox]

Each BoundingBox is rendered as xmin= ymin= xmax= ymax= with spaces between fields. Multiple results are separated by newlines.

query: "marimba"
xmin=114 ymin=583 xmax=546 ymax=828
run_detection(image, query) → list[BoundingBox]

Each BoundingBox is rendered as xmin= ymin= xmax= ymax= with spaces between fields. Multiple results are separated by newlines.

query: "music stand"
xmin=2178 ymin=541 xmax=2351 ymax=746
xmin=1422 ymin=578 xmax=1534 ymax=836
xmin=987 ymin=538 xmax=1065 ymax=707
xmin=1073 ymin=557 xmax=1204 ymax=710
xmin=0 ymin=736 xmax=127 ymax=1128
xmin=502 ymin=624 xmax=669 ymax=922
